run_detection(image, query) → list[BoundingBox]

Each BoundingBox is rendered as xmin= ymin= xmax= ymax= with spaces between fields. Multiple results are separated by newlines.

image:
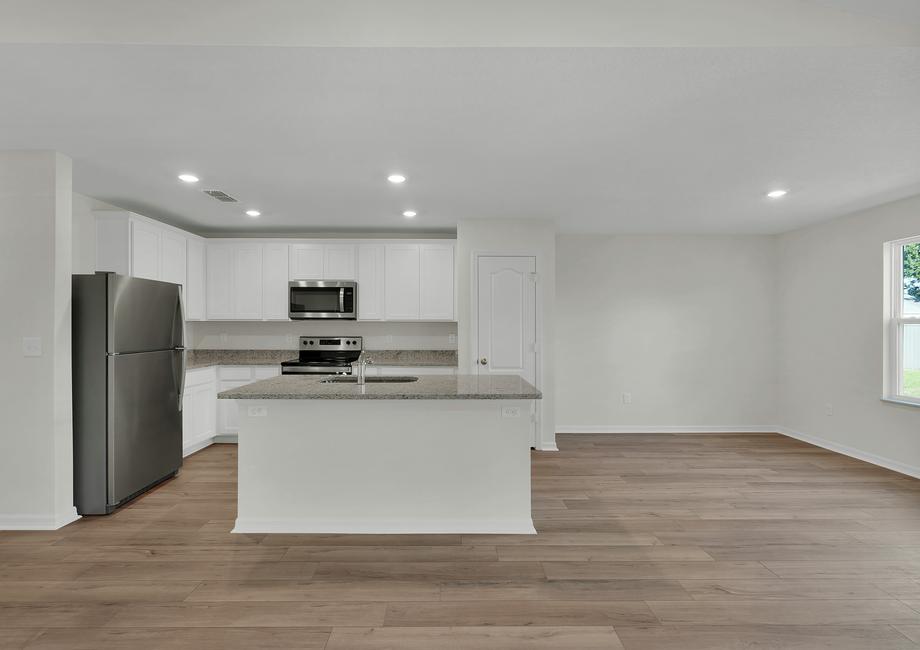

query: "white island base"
xmin=233 ymin=399 xmax=536 ymax=534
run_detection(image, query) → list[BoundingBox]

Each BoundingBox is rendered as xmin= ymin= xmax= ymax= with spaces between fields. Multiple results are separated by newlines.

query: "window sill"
xmin=881 ymin=397 xmax=920 ymax=410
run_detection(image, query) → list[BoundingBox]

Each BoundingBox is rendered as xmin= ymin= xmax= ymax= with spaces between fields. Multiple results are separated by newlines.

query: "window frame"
xmin=886 ymin=235 xmax=920 ymax=405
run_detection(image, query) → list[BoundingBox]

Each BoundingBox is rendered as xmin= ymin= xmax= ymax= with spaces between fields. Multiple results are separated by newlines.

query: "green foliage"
xmin=905 ymin=243 xmax=920 ymax=303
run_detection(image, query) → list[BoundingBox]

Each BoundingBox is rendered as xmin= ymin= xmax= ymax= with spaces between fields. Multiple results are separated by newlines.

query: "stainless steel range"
xmin=281 ymin=336 xmax=363 ymax=375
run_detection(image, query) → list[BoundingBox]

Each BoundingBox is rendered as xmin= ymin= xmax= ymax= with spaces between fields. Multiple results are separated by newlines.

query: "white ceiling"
xmin=1 ymin=0 xmax=918 ymax=47
xmin=0 ymin=45 xmax=918 ymax=235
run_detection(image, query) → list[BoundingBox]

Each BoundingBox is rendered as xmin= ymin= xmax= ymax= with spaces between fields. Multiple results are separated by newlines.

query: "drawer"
xmin=218 ymin=366 xmax=254 ymax=381
xmin=185 ymin=366 xmax=217 ymax=388
xmin=375 ymin=366 xmax=456 ymax=376
xmin=253 ymin=366 xmax=281 ymax=380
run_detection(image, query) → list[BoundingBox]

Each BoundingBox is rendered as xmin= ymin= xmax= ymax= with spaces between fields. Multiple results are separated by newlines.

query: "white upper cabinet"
xmin=324 ymin=245 xmax=356 ymax=280
xmin=233 ymin=245 xmax=263 ymax=320
xmin=262 ymin=243 xmax=289 ymax=320
xmin=419 ymin=244 xmax=455 ymax=321
xmin=357 ymin=244 xmax=384 ymax=321
xmin=96 ymin=212 xmax=204 ymax=321
xmin=97 ymin=212 xmax=455 ymax=323
xmin=206 ymin=245 xmax=234 ymax=320
xmin=384 ymin=244 xmax=421 ymax=320
xmin=289 ymin=244 xmax=324 ymax=279
xmin=130 ymin=219 xmax=160 ymax=280
xmin=186 ymin=238 xmax=206 ymax=321
xmin=160 ymin=230 xmax=187 ymax=292
xmin=290 ymin=243 xmax=356 ymax=280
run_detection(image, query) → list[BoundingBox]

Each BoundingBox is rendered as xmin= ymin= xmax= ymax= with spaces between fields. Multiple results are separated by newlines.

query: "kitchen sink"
xmin=320 ymin=376 xmax=419 ymax=384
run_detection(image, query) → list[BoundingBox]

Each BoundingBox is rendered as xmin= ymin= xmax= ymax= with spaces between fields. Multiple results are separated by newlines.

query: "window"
xmin=887 ymin=236 xmax=920 ymax=403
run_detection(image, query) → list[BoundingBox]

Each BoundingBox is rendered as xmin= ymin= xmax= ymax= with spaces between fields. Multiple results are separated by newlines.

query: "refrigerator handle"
xmin=177 ymin=348 xmax=187 ymax=412
xmin=175 ymin=291 xmax=187 ymax=411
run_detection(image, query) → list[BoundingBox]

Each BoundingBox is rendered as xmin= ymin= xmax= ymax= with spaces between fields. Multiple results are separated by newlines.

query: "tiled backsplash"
xmin=186 ymin=320 xmax=458 ymax=351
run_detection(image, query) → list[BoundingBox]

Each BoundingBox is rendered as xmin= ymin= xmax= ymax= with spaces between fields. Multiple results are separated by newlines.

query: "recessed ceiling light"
xmin=388 ymin=174 xmax=407 ymax=184
xmin=403 ymin=210 xmax=417 ymax=218
xmin=245 ymin=210 xmax=261 ymax=218
xmin=766 ymin=189 xmax=788 ymax=199
xmin=178 ymin=173 xmax=199 ymax=184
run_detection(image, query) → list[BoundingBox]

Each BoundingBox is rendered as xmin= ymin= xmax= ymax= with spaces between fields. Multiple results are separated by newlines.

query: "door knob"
xmin=479 ymin=357 xmax=488 ymax=366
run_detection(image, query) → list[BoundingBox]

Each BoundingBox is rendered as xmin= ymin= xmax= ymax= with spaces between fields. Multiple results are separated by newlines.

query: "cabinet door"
xmin=357 ymin=244 xmax=384 ymax=320
xmin=130 ymin=219 xmax=160 ymax=280
xmin=182 ymin=382 xmax=216 ymax=454
xmin=160 ymin=230 xmax=187 ymax=291
xmin=384 ymin=244 xmax=420 ymax=320
xmin=262 ymin=244 xmax=289 ymax=320
xmin=206 ymin=245 xmax=234 ymax=320
xmin=324 ymin=245 xmax=356 ymax=280
xmin=419 ymin=244 xmax=455 ymax=320
xmin=234 ymin=244 xmax=263 ymax=320
xmin=289 ymin=244 xmax=324 ymax=280
xmin=217 ymin=380 xmax=250 ymax=434
xmin=186 ymin=238 xmax=206 ymax=320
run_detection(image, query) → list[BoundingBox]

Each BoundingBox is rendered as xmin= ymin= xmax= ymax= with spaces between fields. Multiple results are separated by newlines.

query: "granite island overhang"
xmin=219 ymin=374 xmax=542 ymax=534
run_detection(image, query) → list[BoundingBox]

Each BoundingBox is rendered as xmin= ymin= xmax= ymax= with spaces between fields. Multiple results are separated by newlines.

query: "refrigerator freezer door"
xmin=108 ymin=349 xmax=183 ymax=506
xmin=108 ymin=274 xmax=184 ymax=354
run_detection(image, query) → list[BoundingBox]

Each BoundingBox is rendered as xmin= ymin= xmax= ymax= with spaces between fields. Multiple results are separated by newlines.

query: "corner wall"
xmin=0 ymin=151 xmax=78 ymax=529
xmin=777 ymin=194 xmax=920 ymax=475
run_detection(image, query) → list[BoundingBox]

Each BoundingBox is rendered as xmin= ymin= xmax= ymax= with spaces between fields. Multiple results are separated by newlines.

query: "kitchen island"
xmin=219 ymin=374 xmax=541 ymax=534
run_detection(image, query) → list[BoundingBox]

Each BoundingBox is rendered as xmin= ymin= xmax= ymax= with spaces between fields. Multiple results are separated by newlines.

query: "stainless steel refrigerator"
xmin=72 ymin=272 xmax=186 ymax=515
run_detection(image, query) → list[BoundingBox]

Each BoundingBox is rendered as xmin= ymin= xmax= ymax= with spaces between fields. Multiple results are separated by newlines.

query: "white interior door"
xmin=476 ymin=256 xmax=537 ymax=444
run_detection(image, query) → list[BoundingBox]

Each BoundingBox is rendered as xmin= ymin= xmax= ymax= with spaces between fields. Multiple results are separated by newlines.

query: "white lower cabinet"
xmin=183 ymin=365 xmax=281 ymax=454
xmin=182 ymin=367 xmax=217 ymax=457
xmin=217 ymin=366 xmax=280 ymax=436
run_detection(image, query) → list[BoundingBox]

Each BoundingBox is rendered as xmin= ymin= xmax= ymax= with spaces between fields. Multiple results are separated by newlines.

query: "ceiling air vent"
xmin=203 ymin=189 xmax=238 ymax=203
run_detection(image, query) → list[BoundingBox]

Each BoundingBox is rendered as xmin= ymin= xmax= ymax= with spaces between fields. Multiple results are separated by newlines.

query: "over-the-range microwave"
xmin=289 ymin=280 xmax=357 ymax=320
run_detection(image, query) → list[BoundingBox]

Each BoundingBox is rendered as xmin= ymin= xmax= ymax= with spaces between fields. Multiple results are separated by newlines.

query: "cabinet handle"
xmin=479 ymin=357 xmax=488 ymax=366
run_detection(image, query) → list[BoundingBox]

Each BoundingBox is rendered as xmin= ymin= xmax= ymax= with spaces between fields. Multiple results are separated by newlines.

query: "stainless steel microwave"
xmin=289 ymin=280 xmax=357 ymax=320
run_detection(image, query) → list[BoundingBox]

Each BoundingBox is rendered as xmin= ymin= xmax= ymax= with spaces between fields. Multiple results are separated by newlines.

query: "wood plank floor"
xmin=2 ymin=433 xmax=920 ymax=648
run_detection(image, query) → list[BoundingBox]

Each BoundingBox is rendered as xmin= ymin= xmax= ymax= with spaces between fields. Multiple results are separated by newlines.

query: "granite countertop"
xmin=218 ymin=374 xmax=541 ymax=400
xmin=187 ymin=349 xmax=458 ymax=370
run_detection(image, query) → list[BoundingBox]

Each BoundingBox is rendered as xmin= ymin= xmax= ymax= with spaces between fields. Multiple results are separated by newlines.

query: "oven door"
xmin=289 ymin=281 xmax=357 ymax=319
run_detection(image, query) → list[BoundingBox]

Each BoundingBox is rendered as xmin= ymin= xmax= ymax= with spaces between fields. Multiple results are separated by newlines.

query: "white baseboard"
xmin=537 ymin=442 xmax=559 ymax=451
xmin=233 ymin=517 xmax=537 ymax=535
xmin=213 ymin=434 xmax=239 ymax=444
xmin=183 ymin=436 xmax=215 ymax=458
xmin=777 ymin=426 xmax=920 ymax=480
xmin=0 ymin=507 xmax=79 ymax=531
xmin=556 ymin=425 xmax=779 ymax=434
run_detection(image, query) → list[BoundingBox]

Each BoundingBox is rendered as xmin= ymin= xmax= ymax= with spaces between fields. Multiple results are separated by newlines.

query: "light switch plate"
xmin=22 ymin=337 xmax=42 ymax=357
xmin=502 ymin=406 xmax=521 ymax=418
xmin=248 ymin=406 xmax=268 ymax=417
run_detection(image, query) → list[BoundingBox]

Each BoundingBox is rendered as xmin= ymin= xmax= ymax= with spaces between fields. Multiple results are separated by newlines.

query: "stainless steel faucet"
xmin=354 ymin=352 xmax=374 ymax=385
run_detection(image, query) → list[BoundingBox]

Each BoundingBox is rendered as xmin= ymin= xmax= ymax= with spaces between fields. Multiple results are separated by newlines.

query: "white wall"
xmin=0 ymin=151 xmax=78 ymax=529
xmin=456 ymin=219 xmax=556 ymax=450
xmin=555 ymin=235 xmax=778 ymax=431
xmin=777 ymin=194 xmax=920 ymax=475
xmin=187 ymin=320 xmax=457 ymax=351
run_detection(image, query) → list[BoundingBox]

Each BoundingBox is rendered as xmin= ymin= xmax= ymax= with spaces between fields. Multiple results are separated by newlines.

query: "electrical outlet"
xmin=622 ymin=392 xmax=632 ymax=405
xmin=502 ymin=406 xmax=522 ymax=418
xmin=22 ymin=337 xmax=42 ymax=357
xmin=248 ymin=406 xmax=268 ymax=417
xmin=825 ymin=403 xmax=833 ymax=416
